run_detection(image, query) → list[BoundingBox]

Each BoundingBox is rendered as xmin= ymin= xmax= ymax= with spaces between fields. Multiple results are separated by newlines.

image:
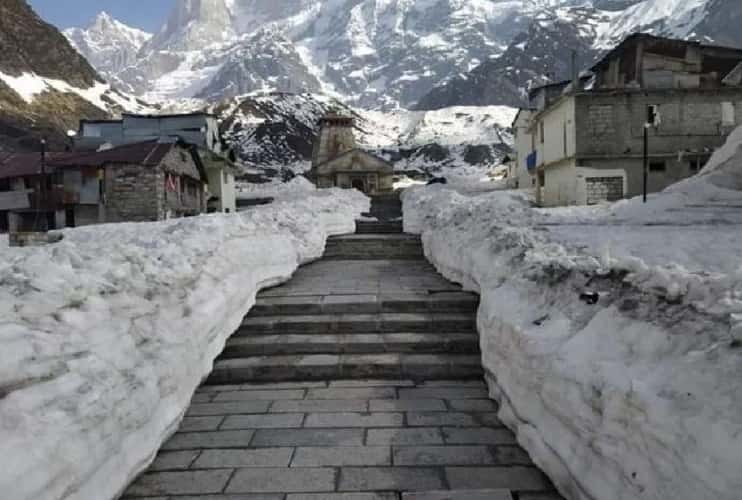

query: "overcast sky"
xmin=28 ymin=0 xmax=175 ymax=32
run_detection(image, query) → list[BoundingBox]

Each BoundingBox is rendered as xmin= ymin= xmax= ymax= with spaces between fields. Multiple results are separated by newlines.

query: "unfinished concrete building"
xmin=516 ymin=34 xmax=742 ymax=206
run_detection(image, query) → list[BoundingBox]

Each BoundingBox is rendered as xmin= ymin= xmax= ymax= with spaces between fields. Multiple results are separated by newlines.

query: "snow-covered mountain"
xmin=69 ymin=0 xmax=741 ymax=111
xmin=64 ymin=12 xmax=152 ymax=88
xmin=213 ymin=92 xmax=515 ymax=178
xmin=0 ymin=1 xmax=155 ymax=152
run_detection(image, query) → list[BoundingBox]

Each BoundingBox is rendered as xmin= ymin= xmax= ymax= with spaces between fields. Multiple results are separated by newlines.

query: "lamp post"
xmin=39 ymin=138 xmax=46 ymax=217
xmin=643 ymin=105 xmax=660 ymax=203
xmin=66 ymin=129 xmax=77 ymax=151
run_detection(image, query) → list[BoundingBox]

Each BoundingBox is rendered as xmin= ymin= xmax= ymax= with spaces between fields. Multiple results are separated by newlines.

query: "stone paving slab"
xmin=251 ymin=428 xmax=365 ymax=447
xmin=339 ymin=467 xmax=444 ymax=492
xmin=226 ymin=467 xmax=337 ymax=493
xmin=180 ymin=416 xmax=225 ymax=431
xmin=288 ymin=494 xmax=398 ymax=500
xmin=442 ymin=427 xmax=516 ymax=445
xmin=193 ymin=448 xmax=294 ymax=468
xmin=127 ymin=469 xmax=233 ymax=496
xmin=150 ymin=450 xmax=200 ymax=471
xmin=304 ymin=412 xmax=404 ymax=428
xmin=221 ymin=413 xmax=305 ymax=429
xmin=392 ymin=445 xmax=495 ymax=466
xmin=369 ymin=399 xmax=446 ymax=412
xmin=403 ymin=490 xmax=513 ymax=500
xmin=291 ymin=446 xmax=392 ymax=467
xmin=366 ymin=428 xmax=444 ymax=445
xmin=271 ymin=399 xmax=369 ymax=413
xmin=445 ymin=466 xmax=552 ymax=491
xmin=187 ymin=401 xmax=271 ymax=416
xmin=162 ymin=430 xmax=255 ymax=450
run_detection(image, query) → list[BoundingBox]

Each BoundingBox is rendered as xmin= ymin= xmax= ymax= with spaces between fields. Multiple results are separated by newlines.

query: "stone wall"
xmin=575 ymin=89 xmax=742 ymax=157
xmin=585 ymin=176 xmax=624 ymax=204
xmin=104 ymin=164 xmax=162 ymax=223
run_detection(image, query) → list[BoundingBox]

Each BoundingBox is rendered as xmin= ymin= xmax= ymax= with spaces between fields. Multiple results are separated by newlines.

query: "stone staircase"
xmin=208 ymin=211 xmax=484 ymax=385
xmin=123 ymin=194 xmax=565 ymax=500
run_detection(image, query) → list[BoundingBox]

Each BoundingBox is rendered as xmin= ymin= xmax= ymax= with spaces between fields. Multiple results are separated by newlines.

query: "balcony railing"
xmin=27 ymin=187 xmax=80 ymax=211
xmin=0 ymin=190 xmax=32 ymax=211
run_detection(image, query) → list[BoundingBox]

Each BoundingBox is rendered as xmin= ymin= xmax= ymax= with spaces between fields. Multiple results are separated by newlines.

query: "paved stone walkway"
xmin=123 ymin=198 xmax=564 ymax=500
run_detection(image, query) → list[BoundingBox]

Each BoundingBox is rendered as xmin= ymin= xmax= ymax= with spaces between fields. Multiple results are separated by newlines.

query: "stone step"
xmin=208 ymin=353 xmax=485 ymax=384
xmin=221 ymin=332 xmax=480 ymax=357
xmin=402 ymin=490 xmax=514 ymax=500
xmin=236 ymin=313 xmax=476 ymax=335
xmin=249 ymin=292 xmax=479 ymax=316
xmin=324 ymin=234 xmax=424 ymax=260
xmin=355 ymin=220 xmax=404 ymax=234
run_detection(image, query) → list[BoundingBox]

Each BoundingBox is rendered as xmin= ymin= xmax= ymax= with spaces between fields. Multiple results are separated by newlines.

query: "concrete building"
xmin=0 ymin=139 xmax=208 ymax=231
xmin=77 ymin=112 xmax=237 ymax=213
xmin=516 ymin=34 xmax=742 ymax=206
xmin=511 ymin=110 xmax=538 ymax=191
xmin=310 ymin=113 xmax=394 ymax=195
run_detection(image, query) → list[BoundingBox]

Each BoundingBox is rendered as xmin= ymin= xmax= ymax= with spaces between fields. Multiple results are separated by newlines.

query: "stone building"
xmin=310 ymin=113 xmax=394 ymax=195
xmin=77 ymin=112 xmax=237 ymax=213
xmin=0 ymin=139 xmax=207 ymax=231
xmin=515 ymin=34 xmax=742 ymax=206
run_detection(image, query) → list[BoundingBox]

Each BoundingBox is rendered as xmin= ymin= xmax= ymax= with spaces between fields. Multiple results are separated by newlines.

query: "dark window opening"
xmin=649 ymin=161 xmax=666 ymax=172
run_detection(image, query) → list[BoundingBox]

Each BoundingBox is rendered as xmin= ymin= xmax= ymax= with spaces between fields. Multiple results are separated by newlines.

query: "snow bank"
xmin=402 ymin=130 xmax=742 ymax=500
xmin=0 ymin=187 xmax=368 ymax=500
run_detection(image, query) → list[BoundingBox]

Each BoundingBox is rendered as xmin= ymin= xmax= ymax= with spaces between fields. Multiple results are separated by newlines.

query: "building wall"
xmin=313 ymin=123 xmax=356 ymax=166
xmin=103 ymin=147 xmax=205 ymax=222
xmin=574 ymin=90 xmax=742 ymax=158
xmin=160 ymin=147 xmax=205 ymax=217
xmin=74 ymin=205 xmax=101 ymax=226
xmin=530 ymin=97 xmax=577 ymax=170
xmin=206 ymin=167 xmax=237 ymax=213
xmin=103 ymin=164 xmax=162 ymax=223
xmin=577 ymin=156 xmax=700 ymax=199
xmin=541 ymin=159 xmax=578 ymax=207
xmin=514 ymin=111 xmax=536 ymax=191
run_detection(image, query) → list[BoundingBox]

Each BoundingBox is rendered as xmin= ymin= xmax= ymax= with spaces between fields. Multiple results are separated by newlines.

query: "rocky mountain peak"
xmin=147 ymin=0 xmax=235 ymax=51
xmin=0 ymin=0 xmax=100 ymax=87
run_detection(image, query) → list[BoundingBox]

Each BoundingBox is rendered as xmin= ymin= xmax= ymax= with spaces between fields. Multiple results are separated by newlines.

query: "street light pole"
xmin=643 ymin=124 xmax=648 ymax=203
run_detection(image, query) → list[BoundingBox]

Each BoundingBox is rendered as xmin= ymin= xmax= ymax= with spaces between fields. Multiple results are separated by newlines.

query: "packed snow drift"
xmin=0 ymin=186 xmax=368 ymax=500
xmin=403 ymin=128 xmax=742 ymax=500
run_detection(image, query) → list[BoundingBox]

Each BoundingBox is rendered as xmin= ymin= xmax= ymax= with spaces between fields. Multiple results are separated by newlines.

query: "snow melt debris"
xmin=0 ymin=186 xmax=368 ymax=500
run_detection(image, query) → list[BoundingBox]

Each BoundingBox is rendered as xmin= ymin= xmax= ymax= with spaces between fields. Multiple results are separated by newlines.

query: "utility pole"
xmin=643 ymin=105 xmax=660 ymax=203
xmin=643 ymin=123 xmax=648 ymax=203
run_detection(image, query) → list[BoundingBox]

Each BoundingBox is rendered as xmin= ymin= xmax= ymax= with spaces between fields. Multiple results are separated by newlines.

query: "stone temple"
xmin=309 ymin=113 xmax=394 ymax=195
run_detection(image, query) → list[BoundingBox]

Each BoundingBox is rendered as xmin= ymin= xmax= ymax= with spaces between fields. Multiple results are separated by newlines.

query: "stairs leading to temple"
xmin=208 ymin=194 xmax=484 ymax=384
xmin=124 ymin=193 xmax=564 ymax=500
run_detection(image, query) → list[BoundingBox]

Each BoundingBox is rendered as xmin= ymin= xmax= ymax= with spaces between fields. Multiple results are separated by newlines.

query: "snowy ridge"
xmin=402 ymin=128 xmax=742 ymax=500
xmin=72 ymin=0 xmax=741 ymax=109
xmin=64 ymin=13 xmax=152 ymax=92
xmin=0 ymin=70 xmax=154 ymax=114
xmin=214 ymin=92 xmax=516 ymax=176
xmin=0 ymin=184 xmax=368 ymax=500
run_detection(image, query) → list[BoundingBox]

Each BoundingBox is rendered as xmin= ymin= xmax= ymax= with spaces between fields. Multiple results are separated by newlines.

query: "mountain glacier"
xmin=64 ymin=0 xmax=739 ymax=109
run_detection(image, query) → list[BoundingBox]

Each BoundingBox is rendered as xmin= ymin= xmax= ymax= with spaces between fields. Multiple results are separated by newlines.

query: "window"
xmin=649 ymin=161 xmax=666 ymax=172
xmin=722 ymin=102 xmax=735 ymax=127
xmin=223 ymin=170 xmax=229 ymax=184
xmin=539 ymin=122 xmax=545 ymax=144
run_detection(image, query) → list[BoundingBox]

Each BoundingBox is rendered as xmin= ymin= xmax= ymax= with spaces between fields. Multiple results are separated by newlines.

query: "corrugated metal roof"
xmin=0 ymin=152 xmax=74 ymax=179
xmin=0 ymin=141 xmax=176 ymax=179
xmin=52 ymin=140 xmax=174 ymax=168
